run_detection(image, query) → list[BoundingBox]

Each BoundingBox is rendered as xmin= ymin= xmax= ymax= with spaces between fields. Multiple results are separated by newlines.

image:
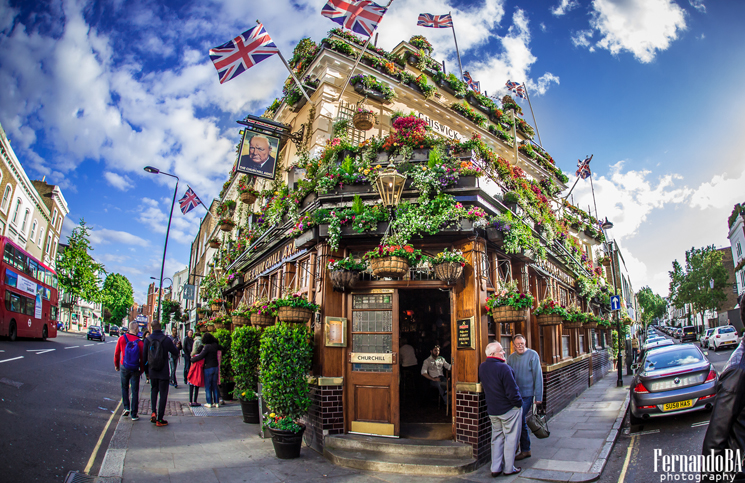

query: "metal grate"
xmin=64 ymin=471 xmax=97 ymax=483
xmin=336 ymin=101 xmax=367 ymax=145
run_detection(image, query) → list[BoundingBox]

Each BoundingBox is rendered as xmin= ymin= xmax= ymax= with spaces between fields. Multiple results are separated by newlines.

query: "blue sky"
xmin=0 ymin=0 xmax=742 ymax=302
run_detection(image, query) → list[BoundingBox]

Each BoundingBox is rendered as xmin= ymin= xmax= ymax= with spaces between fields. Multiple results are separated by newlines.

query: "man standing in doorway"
xmin=182 ymin=329 xmax=194 ymax=386
xmin=144 ymin=322 xmax=180 ymax=427
xmin=421 ymin=345 xmax=451 ymax=406
xmin=507 ymin=334 xmax=543 ymax=461
xmin=480 ymin=342 xmax=523 ymax=477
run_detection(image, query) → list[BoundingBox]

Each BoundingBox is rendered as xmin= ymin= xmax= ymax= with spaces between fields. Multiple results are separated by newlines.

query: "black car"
xmin=109 ymin=326 xmax=120 ymax=336
xmin=87 ymin=326 xmax=105 ymax=342
xmin=681 ymin=325 xmax=698 ymax=343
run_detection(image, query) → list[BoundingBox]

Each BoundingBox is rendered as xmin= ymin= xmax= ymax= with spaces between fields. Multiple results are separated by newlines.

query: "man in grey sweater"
xmin=507 ymin=334 xmax=543 ymax=460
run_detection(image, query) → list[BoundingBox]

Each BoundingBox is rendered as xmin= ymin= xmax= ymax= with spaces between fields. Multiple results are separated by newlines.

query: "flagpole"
xmin=257 ymin=20 xmax=311 ymax=103
xmin=449 ymin=11 xmax=464 ymax=80
xmin=589 ymin=172 xmax=600 ymax=223
xmin=522 ymin=83 xmax=542 ymax=147
xmin=562 ymin=177 xmax=580 ymax=201
xmin=562 ymin=154 xmax=593 ymax=200
xmin=334 ymin=0 xmax=395 ymax=103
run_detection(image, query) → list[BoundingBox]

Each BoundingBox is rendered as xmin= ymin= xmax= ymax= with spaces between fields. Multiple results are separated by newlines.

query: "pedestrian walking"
xmin=114 ymin=321 xmax=145 ymax=421
xmin=182 ymin=329 xmax=194 ymax=386
xmin=506 ymin=334 xmax=543 ymax=460
xmin=479 ymin=341 xmax=523 ymax=477
xmin=168 ymin=327 xmax=181 ymax=388
xmin=191 ymin=332 xmax=224 ymax=408
xmin=187 ymin=332 xmax=204 ymax=406
xmin=143 ymin=322 xmax=180 ymax=427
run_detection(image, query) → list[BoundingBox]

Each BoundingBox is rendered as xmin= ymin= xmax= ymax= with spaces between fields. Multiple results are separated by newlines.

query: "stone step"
xmin=324 ymin=447 xmax=477 ymax=476
xmin=325 ymin=433 xmax=473 ymax=457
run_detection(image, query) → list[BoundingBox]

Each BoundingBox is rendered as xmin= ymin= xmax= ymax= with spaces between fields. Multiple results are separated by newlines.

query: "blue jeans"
xmin=204 ymin=366 xmax=219 ymax=405
xmin=520 ymin=396 xmax=533 ymax=452
xmin=120 ymin=367 xmax=140 ymax=416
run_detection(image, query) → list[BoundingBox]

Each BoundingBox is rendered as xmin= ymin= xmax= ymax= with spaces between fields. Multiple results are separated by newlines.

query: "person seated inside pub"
xmin=421 ymin=344 xmax=451 ymax=406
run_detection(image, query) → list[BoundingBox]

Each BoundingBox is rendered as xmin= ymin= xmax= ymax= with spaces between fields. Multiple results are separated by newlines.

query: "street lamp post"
xmin=144 ymin=166 xmax=179 ymax=331
xmin=601 ymin=218 xmax=624 ymax=388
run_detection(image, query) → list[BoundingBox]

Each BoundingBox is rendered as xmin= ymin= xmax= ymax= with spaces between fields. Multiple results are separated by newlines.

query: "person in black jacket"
xmin=702 ymin=296 xmax=745 ymax=482
xmin=191 ymin=332 xmax=224 ymax=408
xmin=144 ymin=322 xmax=180 ymax=426
xmin=182 ymin=330 xmax=194 ymax=386
xmin=479 ymin=341 xmax=523 ymax=477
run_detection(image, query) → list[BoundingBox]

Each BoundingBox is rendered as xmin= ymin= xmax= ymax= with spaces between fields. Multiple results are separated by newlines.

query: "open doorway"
xmin=398 ymin=289 xmax=453 ymax=440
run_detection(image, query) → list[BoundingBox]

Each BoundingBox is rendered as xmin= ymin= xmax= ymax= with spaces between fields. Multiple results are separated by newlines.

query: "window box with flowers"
xmin=249 ymin=299 xmax=277 ymax=327
xmin=327 ymin=256 xmax=367 ymax=292
xmin=349 ymin=74 xmax=396 ymax=103
xmin=238 ymin=175 xmax=260 ymax=205
xmin=450 ymin=101 xmax=488 ymax=127
xmin=431 ymin=248 xmax=467 ymax=284
xmin=353 ymin=106 xmax=376 ymax=131
xmin=583 ymin=313 xmax=600 ymax=329
xmin=563 ymin=306 xmax=585 ymax=329
xmin=534 ymin=299 xmax=569 ymax=326
xmin=485 ymin=280 xmax=534 ymax=323
xmin=364 ymin=244 xmax=423 ymax=279
xmin=413 ymin=74 xmax=437 ymax=99
xmin=433 ymin=72 xmax=467 ymax=98
xmin=231 ymin=304 xmax=251 ymax=327
xmin=274 ymin=293 xmax=320 ymax=324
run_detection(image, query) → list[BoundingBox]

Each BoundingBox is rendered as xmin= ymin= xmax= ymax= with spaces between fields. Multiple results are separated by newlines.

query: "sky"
xmin=0 ymin=0 xmax=743 ymax=303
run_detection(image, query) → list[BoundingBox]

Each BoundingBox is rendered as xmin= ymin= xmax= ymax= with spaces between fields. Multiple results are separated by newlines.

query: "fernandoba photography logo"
xmin=654 ymin=449 xmax=743 ymax=482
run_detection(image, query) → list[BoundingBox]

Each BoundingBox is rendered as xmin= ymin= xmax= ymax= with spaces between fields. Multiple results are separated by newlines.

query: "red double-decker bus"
xmin=0 ymin=236 xmax=59 ymax=341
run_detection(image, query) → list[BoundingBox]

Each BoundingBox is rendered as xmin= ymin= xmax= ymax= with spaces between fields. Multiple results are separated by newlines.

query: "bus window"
xmin=3 ymin=244 xmax=14 ymax=265
xmin=24 ymin=298 xmax=34 ymax=316
xmin=28 ymin=260 xmax=38 ymax=280
xmin=5 ymin=269 xmax=17 ymax=288
xmin=5 ymin=291 xmax=21 ymax=314
xmin=13 ymin=250 xmax=25 ymax=272
xmin=52 ymin=275 xmax=58 ymax=289
xmin=37 ymin=266 xmax=46 ymax=284
xmin=51 ymin=306 xmax=58 ymax=320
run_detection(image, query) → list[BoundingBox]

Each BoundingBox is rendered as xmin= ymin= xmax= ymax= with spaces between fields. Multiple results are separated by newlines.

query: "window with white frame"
xmin=30 ymin=220 xmax=37 ymax=242
xmin=1 ymin=185 xmax=11 ymax=212
xmin=562 ymin=335 xmax=570 ymax=358
xmin=51 ymin=208 xmax=58 ymax=228
xmin=11 ymin=198 xmax=21 ymax=225
xmin=738 ymin=242 xmax=742 ymax=258
xmin=37 ymin=228 xmax=43 ymax=246
xmin=21 ymin=209 xmax=29 ymax=232
xmin=46 ymin=233 xmax=52 ymax=253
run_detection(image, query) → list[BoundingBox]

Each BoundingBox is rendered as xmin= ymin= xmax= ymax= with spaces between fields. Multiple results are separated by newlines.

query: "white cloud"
xmin=138 ymin=197 xmax=200 ymax=245
xmin=571 ymin=29 xmax=595 ymax=51
xmin=539 ymin=22 xmax=547 ymax=32
xmin=585 ymin=0 xmax=687 ymax=63
xmin=103 ymin=171 xmax=134 ymax=191
xmin=89 ymin=228 xmax=149 ymax=247
xmin=530 ymin=73 xmax=560 ymax=96
xmin=689 ymin=0 xmax=706 ymax=13
xmin=688 ymin=169 xmax=745 ymax=211
xmin=551 ymin=0 xmax=580 ymax=16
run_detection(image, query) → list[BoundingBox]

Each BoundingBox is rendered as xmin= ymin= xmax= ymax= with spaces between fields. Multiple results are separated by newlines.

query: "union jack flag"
xmin=417 ymin=13 xmax=453 ymax=28
xmin=464 ymin=71 xmax=480 ymax=93
xmin=321 ymin=0 xmax=388 ymax=37
xmin=209 ymin=23 xmax=279 ymax=84
xmin=505 ymin=80 xmax=526 ymax=99
xmin=576 ymin=155 xmax=593 ymax=180
xmin=179 ymin=186 xmax=203 ymax=215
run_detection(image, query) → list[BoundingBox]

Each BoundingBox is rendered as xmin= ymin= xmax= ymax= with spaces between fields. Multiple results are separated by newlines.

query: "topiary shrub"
xmin=231 ymin=326 xmax=261 ymax=401
xmin=215 ymin=328 xmax=233 ymax=384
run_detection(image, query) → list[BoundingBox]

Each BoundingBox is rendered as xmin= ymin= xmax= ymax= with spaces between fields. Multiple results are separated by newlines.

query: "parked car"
xmin=709 ymin=325 xmax=739 ymax=351
xmin=87 ymin=326 xmax=105 ymax=342
xmin=109 ymin=326 xmax=120 ymax=336
xmin=681 ymin=326 xmax=698 ymax=343
xmin=629 ymin=344 xmax=717 ymax=424
xmin=701 ymin=328 xmax=715 ymax=348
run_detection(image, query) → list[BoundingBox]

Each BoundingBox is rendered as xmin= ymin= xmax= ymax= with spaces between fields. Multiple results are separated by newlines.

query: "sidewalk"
xmin=97 ymin=371 xmax=631 ymax=483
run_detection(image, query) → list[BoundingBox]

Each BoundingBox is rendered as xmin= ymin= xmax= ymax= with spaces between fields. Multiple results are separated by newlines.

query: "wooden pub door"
xmin=346 ymin=290 xmax=399 ymax=437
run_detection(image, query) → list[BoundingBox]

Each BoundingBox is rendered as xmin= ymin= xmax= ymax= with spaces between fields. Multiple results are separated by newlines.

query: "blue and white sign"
xmin=610 ymin=295 xmax=621 ymax=311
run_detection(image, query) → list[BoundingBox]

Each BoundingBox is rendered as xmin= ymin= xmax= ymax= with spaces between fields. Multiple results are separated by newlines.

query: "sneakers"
xmin=155 ymin=419 xmax=168 ymax=427
xmin=150 ymin=412 xmax=157 ymax=423
xmin=122 ymin=410 xmax=130 ymax=417
xmin=131 ymin=415 xmax=139 ymax=421
xmin=204 ymin=403 xmax=212 ymax=408
xmin=189 ymin=402 xmax=202 ymax=407
xmin=214 ymin=403 xmax=219 ymax=408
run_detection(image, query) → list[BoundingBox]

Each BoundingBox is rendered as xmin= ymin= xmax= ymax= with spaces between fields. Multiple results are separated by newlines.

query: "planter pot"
xmin=563 ymin=321 xmax=583 ymax=329
xmin=353 ymin=111 xmax=375 ymax=131
xmin=328 ymin=184 xmax=373 ymax=195
xmin=269 ymin=424 xmax=306 ymax=459
xmin=232 ymin=315 xmax=249 ymax=326
xmin=514 ymin=249 xmax=536 ymax=263
xmin=213 ymin=322 xmax=226 ymax=330
xmin=433 ymin=262 xmax=464 ymax=285
xmin=437 ymin=79 xmax=464 ymax=98
xmin=319 ymin=221 xmax=389 ymax=237
xmin=210 ymin=304 xmax=220 ymax=312
xmin=330 ymin=269 xmax=361 ymax=292
xmin=410 ymin=148 xmax=430 ymax=163
xmin=289 ymin=95 xmax=307 ymax=113
xmin=294 ymin=227 xmax=318 ymax=250
xmin=277 ymin=306 xmax=313 ymax=324
xmin=486 ymin=228 xmax=505 ymax=244
xmin=536 ymin=314 xmax=563 ymax=326
xmin=240 ymin=192 xmax=257 ymax=205
xmin=369 ymin=256 xmax=410 ymax=279
xmin=584 ymin=322 xmax=598 ymax=330
xmin=457 ymin=176 xmax=478 ymax=188
xmin=300 ymin=191 xmax=317 ymax=208
xmin=199 ymin=326 xmax=208 ymax=333
xmin=490 ymin=306 xmax=528 ymax=323
xmin=441 ymin=219 xmax=475 ymax=234
xmin=240 ymin=398 xmax=260 ymax=424
xmin=353 ymin=83 xmax=393 ymax=104
xmin=219 ymin=382 xmax=235 ymax=401
xmin=250 ymin=312 xmax=275 ymax=327
xmin=206 ymin=325 xmax=216 ymax=332
xmin=208 ymin=240 xmax=220 ymax=249
xmin=220 ymin=222 xmax=235 ymax=232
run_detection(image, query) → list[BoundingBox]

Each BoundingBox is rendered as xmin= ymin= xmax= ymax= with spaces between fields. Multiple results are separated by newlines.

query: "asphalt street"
xmin=599 ymin=332 xmax=736 ymax=483
xmin=0 ymin=330 xmax=121 ymax=482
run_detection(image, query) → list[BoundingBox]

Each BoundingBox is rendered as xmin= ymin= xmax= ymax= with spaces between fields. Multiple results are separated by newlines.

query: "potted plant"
xmin=430 ymin=248 xmax=466 ymax=284
xmin=409 ymin=34 xmax=433 ymax=54
xmin=205 ymin=320 xmax=216 ymax=332
xmin=213 ymin=314 xmax=227 ymax=330
xmin=353 ymin=106 xmax=376 ymax=131
xmin=215 ymin=328 xmax=234 ymax=400
xmin=219 ymin=217 xmax=235 ymax=232
xmin=260 ymin=322 xmax=313 ymax=459
xmin=275 ymin=293 xmax=320 ymax=324
xmin=232 ymin=325 xmax=262 ymax=423
xmin=238 ymin=175 xmax=259 ymax=204
xmin=583 ymin=313 xmax=600 ymax=329
xmin=563 ymin=306 xmax=585 ymax=329
xmin=249 ymin=298 xmax=277 ymax=327
xmin=327 ymin=256 xmax=367 ymax=292
xmin=364 ymin=244 xmax=423 ymax=279
xmin=208 ymin=237 xmax=221 ymax=249
xmin=231 ymin=304 xmax=250 ymax=327
xmin=485 ymin=280 xmax=534 ymax=323
xmin=534 ymin=299 xmax=568 ymax=326
xmin=210 ymin=298 xmax=223 ymax=312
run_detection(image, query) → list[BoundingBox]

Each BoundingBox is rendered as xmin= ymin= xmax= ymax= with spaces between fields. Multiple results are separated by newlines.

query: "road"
xmin=0 ymin=330 xmax=121 ymax=482
xmin=600 ymin=332 xmax=736 ymax=483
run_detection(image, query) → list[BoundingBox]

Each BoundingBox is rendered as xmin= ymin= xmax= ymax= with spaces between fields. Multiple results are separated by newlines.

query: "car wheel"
xmin=629 ymin=408 xmax=644 ymax=425
xmin=9 ymin=322 xmax=17 ymax=342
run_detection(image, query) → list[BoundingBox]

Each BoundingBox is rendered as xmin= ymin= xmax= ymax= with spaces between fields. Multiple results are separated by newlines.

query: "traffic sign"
xmin=610 ymin=295 xmax=621 ymax=311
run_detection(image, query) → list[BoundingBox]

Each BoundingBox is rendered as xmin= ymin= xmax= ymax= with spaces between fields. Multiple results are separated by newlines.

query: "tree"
xmin=56 ymin=219 xmax=105 ymax=304
xmin=637 ymin=286 xmax=667 ymax=326
xmin=160 ymin=300 xmax=182 ymax=325
xmin=668 ymin=245 xmax=729 ymax=328
xmin=101 ymin=273 xmax=134 ymax=326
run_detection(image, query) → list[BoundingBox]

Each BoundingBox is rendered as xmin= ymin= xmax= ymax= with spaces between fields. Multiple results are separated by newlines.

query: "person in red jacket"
xmin=115 ymin=321 xmax=145 ymax=421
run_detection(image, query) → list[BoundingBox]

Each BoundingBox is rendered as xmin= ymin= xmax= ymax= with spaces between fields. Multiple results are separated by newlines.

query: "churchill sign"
xmin=349 ymin=352 xmax=394 ymax=364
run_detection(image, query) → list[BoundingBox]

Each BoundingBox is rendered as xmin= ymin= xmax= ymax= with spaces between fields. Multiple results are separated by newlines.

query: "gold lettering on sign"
xmin=349 ymin=353 xmax=394 ymax=364
xmin=535 ymin=258 xmax=576 ymax=288
xmin=245 ymin=243 xmax=300 ymax=282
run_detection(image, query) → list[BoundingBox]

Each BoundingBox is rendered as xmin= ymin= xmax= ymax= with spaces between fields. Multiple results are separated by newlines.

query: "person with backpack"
xmin=114 ymin=321 xmax=145 ymax=421
xmin=143 ymin=321 xmax=180 ymax=427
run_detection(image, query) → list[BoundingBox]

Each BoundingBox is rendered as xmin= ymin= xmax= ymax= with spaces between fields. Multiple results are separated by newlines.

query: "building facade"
xmin=728 ymin=203 xmax=745 ymax=298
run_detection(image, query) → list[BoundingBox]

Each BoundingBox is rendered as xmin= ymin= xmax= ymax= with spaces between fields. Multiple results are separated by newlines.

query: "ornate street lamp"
xmin=375 ymin=161 xmax=406 ymax=207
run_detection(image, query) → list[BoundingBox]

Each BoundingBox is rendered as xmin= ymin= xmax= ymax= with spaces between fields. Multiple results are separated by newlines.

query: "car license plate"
xmin=662 ymin=399 xmax=694 ymax=412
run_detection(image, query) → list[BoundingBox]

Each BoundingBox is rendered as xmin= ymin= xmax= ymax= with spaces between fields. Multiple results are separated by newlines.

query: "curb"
xmin=96 ymin=414 xmax=129 ymax=483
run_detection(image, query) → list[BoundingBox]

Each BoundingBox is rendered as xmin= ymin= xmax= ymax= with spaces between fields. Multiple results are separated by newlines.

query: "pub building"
xmin=194 ymin=31 xmax=618 ymax=472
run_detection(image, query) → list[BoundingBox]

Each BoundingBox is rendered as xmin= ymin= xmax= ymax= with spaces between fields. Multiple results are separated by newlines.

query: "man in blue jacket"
xmin=507 ymin=334 xmax=543 ymax=460
xmin=479 ymin=341 xmax=523 ymax=477
xmin=144 ymin=322 xmax=181 ymax=427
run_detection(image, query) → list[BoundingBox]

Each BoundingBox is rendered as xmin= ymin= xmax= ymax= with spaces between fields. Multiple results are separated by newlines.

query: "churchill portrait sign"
xmin=237 ymin=130 xmax=280 ymax=180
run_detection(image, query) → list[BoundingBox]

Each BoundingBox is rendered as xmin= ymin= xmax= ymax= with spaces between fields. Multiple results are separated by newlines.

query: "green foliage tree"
xmin=56 ymin=219 xmax=105 ymax=304
xmin=101 ymin=273 xmax=133 ymax=326
xmin=637 ymin=286 xmax=667 ymax=326
xmin=160 ymin=300 xmax=182 ymax=325
xmin=214 ymin=328 xmax=233 ymax=387
xmin=231 ymin=326 xmax=261 ymax=401
xmin=669 ymin=245 xmax=729 ymax=326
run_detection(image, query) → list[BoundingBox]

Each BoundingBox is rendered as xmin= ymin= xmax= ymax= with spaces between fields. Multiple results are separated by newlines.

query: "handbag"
xmin=526 ymin=403 xmax=550 ymax=439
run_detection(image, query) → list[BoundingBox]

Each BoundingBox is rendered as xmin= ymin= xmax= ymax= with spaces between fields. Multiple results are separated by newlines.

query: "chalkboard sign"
xmin=457 ymin=317 xmax=475 ymax=350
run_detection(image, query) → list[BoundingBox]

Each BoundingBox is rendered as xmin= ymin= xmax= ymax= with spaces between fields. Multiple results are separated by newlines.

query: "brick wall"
xmin=455 ymin=391 xmax=490 ymax=467
xmin=592 ymin=349 xmax=612 ymax=385
xmin=302 ymin=383 xmax=344 ymax=454
xmin=543 ymin=357 xmax=590 ymax=418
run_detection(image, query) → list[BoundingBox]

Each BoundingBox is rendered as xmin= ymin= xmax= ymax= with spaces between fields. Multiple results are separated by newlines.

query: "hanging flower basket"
xmin=232 ymin=315 xmax=249 ymax=327
xmin=584 ymin=322 xmax=598 ymax=329
xmin=208 ymin=239 xmax=220 ymax=249
xmin=220 ymin=221 xmax=235 ymax=232
xmin=206 ymin=324 xmax=216 ymax=332
xmin=433 ymin=262 xmax=464 ymax=285
xmin=563 ymin=321 xmax=583 ymax=329
xmin=199 ymin=325 xmax=208 ymax=333
xmin=369 ymin=256 xmax=410 ymax=279
xmin=278 ymin=306 xmax=313 ymax=324
xmin=330 ymin=270 xmax=360 ymax=292
xmin=536 ymin=314 xmax=563 ymax=326
xmin=353 ymin=111 xmax=375 ymax=131
xmin=213 ymin=321 xmax=226 ymax=330
xmin=250 ymin=312 xmax=275 ymax=327
xmin=210 ymin=304 xmax=220 ymax=312
xmin=490 ymin=306 xmax=529 ymax=323
xmin=240 ymin=191 xmax=257 ymax=205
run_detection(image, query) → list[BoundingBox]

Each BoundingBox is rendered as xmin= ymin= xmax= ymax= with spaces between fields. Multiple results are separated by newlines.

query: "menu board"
xmin=457 ymin=317 xmax=475 ymax=350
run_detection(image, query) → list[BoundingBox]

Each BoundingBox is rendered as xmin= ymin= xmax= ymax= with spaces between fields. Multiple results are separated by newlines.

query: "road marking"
xmin=692 ymin=421 xmax=710 ymax=428
xmin=84 ymin=400 xmax=121 ymax=475
xmin=0 ymin=356 xmax=24 ymax=364
xmin=0 ymin=377 xmax=23 ymax=388
xmin=65 ymin=346 xmax=79 ymax=349
xmin=27 ymin=349 xmax=45 ymax=352
xmin=84 ymin=344 xmax=94 ymax=347
xmin=636 ymin=429 xmax=660 ymax=436
xmin=618 ymin=434 xmax=637 ymax=483
xmin=34 ymin=349 xmax=55 ymax=354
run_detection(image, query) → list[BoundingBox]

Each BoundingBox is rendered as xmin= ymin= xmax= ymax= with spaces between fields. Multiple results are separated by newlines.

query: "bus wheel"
xmin=42 ymin=325 xmax=48 ymax=341
xmin=9 ymin=322 xmax=17 ymax=341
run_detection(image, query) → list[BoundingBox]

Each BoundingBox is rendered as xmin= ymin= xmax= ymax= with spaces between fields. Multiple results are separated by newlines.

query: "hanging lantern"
xmin=375 ymin=162 xmax=406 ymax=207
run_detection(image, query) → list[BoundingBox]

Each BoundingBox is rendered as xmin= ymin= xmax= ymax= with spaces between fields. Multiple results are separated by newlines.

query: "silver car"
xmin=629 ymin=344 xmax=717 ymax=424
